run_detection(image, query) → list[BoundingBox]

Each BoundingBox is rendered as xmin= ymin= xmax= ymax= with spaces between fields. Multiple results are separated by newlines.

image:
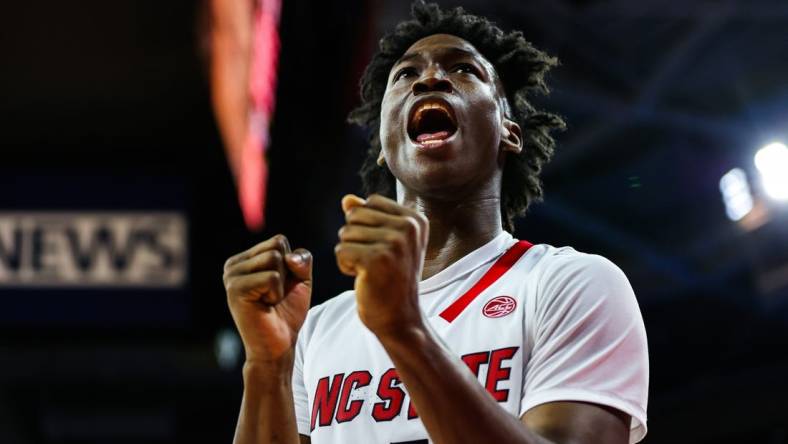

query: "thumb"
xmin=341 ymin=194 xmax=366 ymax=214
xmin=285 ymin=248 xmax=313 ymax=286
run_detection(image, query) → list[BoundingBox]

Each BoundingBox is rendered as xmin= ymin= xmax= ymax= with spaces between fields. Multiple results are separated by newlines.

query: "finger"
xmin=334 ymin=241 xmax=369 ymax=277
xmin=224 ymin=234 xmax=291 ymax=270
xmin=284 ymin=249 xmax=313 ymax=306
xmin=338 ymin=224 xmax=398 ymax=245
xmin=363 ymin=194 xmax=412 ymax=216
xmin=344 ymin=206 xmax=404 ymax=228
xmin=341 ymin=194 xmax=366 ymax=214
xmin=224 ymin=249 xmax=286 ymax=280
xmin=334 ymin=241 xmax=394 ymax=277
xmin=226 ymin=270 xmax=284 ymax=305
xmin=348 ymin=206 xmax=424 ymax=246
xmin=284 ymin=248 xmax=313 ymax=284
xmin=364 ymin=194 xmax=428 ymax=243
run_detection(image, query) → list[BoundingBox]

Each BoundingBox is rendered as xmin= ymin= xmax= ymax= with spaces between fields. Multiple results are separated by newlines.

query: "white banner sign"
xmin=0 ymin=212 xmax=187 ymax=287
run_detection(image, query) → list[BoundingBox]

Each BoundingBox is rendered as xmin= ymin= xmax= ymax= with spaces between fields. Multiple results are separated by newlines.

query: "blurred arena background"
xmin=1 ymin=0 xmax=788 ymax=442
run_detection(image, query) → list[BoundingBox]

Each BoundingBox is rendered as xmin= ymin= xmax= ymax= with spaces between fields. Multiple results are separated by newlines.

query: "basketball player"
xmin=222 ymin=2 xmax=649 ymax=443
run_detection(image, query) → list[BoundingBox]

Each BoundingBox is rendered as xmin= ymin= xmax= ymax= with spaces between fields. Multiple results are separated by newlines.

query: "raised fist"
xmin=335 ymin=194 xmax=429 ymax=336
xmin=223 ymin=234 xmax=312 ymax=364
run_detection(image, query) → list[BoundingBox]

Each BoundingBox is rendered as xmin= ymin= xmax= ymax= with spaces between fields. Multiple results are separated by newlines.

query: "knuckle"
xmin=334 ymin=247 xmax=352 ymax=269
xmin=335 ymin=245 xmax=351 ymax=263
xmin=267 ymin=249 xmax=283 ymax=264
xmin=272 ymin=234 xmax=288 ymax=250
xmin=263 ymin=271 xmax=282 ymax=290
xmin=225 ymin=276 xmax=240 ymax=294
xmin=335 ymin=240 xmax=348 ymax=251
xmin=403 ymin=217 xmax=419 ymax=237
xmin=386 ymin=232 xmax=405 ymax=251
xmin=346 ymin=207 xmax=361 ymax=220
xmin=373 ymin=245 xmax=394 ymax=264
xmin=272 ymin=233 xmax=286 ymax=243
xmin=223 ymin=256 xmax=236 ymax=272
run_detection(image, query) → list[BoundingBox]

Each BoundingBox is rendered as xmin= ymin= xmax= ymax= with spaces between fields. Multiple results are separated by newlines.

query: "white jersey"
xmin=293 ymin=231 xmax=649 ymax=443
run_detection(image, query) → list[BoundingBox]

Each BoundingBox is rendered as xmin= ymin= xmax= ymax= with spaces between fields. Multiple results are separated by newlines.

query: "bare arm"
xmin=522 ymin=402 xmax=630 ymax=444
xmin=223 ymin=235 xmax=313 ymax=444
xmin=379 ymin=326 xmax=629 ymax=444
xmin=234 ymin=359 xmax=301 ymax=444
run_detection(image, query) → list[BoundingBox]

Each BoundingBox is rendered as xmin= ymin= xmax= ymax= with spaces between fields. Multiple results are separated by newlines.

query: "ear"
xmin=377 ymin=151 xmax=386 ymax=166
xmin=500 ymin=118 xmax=523 ymax=154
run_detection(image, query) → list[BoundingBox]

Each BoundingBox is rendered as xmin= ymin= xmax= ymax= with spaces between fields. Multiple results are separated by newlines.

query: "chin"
xmin=404 ymin=163 xmax=478 ymax=199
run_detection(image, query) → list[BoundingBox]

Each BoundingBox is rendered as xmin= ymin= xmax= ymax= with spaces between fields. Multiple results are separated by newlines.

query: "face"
xmin=379 ymin=33 xmax=521 ymax=200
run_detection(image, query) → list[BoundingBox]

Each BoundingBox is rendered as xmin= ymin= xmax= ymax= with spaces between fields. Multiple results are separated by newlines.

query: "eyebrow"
xmin=394 ymin=46 xmax=479 ymax=66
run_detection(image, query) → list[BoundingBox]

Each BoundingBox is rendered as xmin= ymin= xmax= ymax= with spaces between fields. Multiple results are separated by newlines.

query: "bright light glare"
xmin=719 ymin=168 xmax=754 ymax=221
xmin=215 ymin=328 xmax=241 ymax=371
xmin=755 ymin=142 xmax=788 ymax=201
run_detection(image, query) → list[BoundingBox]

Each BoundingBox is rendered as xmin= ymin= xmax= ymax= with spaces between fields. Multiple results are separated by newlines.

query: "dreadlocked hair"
xmin=348 ymin=0 xmax=565 ymax=233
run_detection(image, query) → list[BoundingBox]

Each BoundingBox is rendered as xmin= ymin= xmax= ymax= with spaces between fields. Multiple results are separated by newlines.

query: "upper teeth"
xmin=412 ymin=101 xmax=456 ymax=130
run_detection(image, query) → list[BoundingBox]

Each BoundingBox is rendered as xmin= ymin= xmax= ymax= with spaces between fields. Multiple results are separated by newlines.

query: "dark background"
xmin=2 ymin=0 xmax=788 ymax=442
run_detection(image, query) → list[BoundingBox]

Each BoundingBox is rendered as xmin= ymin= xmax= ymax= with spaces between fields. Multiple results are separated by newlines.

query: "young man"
xmin=222 ymin=2 xmax=649 ymax=443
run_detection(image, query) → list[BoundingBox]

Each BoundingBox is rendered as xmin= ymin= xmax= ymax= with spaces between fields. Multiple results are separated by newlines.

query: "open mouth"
xmin=407 ymin=99 xmax=458 ymax=146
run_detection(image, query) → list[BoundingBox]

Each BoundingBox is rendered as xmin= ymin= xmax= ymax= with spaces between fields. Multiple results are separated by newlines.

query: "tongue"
xmin=416 ymin=131 xmax=451 ymax=142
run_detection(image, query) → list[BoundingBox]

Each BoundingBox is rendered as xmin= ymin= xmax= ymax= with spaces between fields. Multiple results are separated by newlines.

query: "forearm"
xmin=234 ymin=358 xmax=300 ymax=444
xmin=378 ymin=323 xmax=552 ymax=444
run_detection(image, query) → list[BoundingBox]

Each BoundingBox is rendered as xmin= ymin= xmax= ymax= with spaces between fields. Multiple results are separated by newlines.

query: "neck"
xmin=399 ymin=187 xmax=504 ymax=280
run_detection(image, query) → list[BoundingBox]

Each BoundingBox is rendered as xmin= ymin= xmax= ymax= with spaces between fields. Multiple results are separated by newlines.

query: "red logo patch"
xmin=482 ymin=296 xmax=517 ymax=318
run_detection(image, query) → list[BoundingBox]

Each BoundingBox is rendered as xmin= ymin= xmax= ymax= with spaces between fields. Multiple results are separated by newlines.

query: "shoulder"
xmin=526 ymin=244 xmax=630 ymax=290
xmin=524 ymin=244 xmax=637 ymax=319
xmin=519 ymin=245 xmax=649 ymax=440
xmin=527 ymin=244 xmax=625 ymax=280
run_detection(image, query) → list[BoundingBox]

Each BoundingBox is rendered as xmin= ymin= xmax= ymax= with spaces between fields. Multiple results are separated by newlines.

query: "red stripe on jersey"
xmin=438 ymin=240 xmax=533 ymax=323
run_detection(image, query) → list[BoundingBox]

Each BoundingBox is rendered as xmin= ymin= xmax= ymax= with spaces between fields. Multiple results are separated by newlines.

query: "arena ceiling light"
xmin=754 ymin=142 xmax=788 ymax=201
xmin=719 ymin=168 xmax=754 ymax=221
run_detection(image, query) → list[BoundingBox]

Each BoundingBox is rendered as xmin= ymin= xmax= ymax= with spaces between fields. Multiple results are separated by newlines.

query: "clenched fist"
xmin=223 ymin=234 xmax=312 ymax=365
xmin=335 ymin=194 xmax=429 ymax=337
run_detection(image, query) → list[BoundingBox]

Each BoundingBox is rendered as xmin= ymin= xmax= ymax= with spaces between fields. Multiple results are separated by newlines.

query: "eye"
xmin=452 ymin=63 xmax=480 ymax=76
xmin=393 ymin=67 xmax=417 ymax=82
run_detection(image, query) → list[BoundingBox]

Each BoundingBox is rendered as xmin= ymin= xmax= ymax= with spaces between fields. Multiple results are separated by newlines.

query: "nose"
xmin=412 ymin=67 xmax=453 ymax=95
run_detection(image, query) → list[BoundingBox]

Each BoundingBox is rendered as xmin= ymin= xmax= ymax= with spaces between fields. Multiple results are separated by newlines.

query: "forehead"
xmin=396 ymin=33 xmax=494 ymax=71
xmin=403 ymin=34 xmax=480 ymax=57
